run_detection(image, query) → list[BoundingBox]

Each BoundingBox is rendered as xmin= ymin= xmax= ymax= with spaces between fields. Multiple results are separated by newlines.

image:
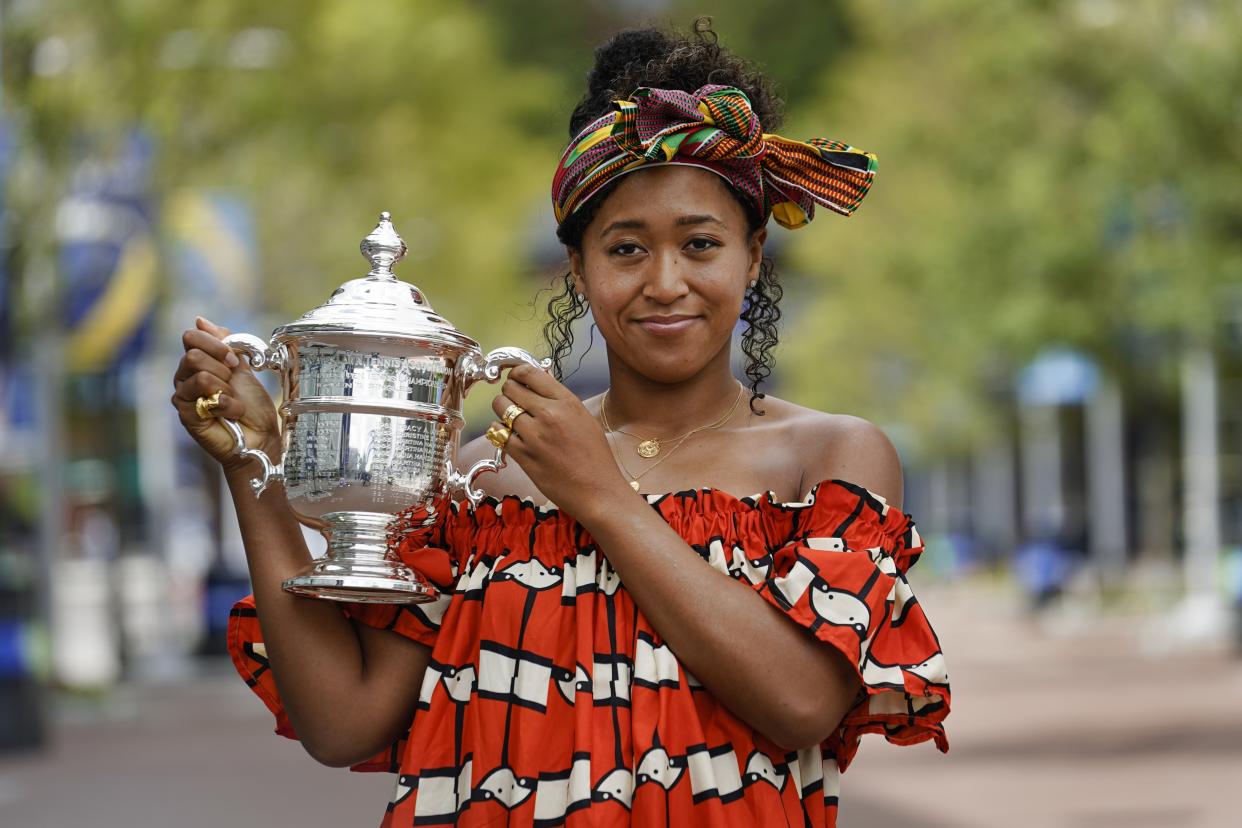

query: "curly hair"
xmin=544 ymin=19 xmax=785 ymax=414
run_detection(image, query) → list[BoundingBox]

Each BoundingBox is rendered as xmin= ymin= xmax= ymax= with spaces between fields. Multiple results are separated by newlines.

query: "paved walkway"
xmin=1 ymin=580 xmax=1238 ymax=827
xmin=843 ymin=581 xmax=1242 ymax=828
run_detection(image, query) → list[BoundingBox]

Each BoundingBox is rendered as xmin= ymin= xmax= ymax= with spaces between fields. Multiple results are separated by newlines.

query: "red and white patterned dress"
xmin=228 ymin=478 xmax=950 ymax=827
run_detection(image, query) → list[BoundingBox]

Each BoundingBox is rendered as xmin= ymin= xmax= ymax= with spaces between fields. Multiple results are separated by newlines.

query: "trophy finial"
xmin=361 ymin=211 xmax=408 ymax=280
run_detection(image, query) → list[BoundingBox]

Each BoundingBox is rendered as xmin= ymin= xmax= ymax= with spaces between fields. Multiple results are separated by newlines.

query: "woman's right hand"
xmin=171 ymin=316 xmax=282 ymax=474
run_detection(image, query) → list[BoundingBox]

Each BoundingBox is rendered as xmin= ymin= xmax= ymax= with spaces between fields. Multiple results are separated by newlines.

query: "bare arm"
xmin=587 ymin=505 xmax=854 ymax=749
xmin=172 ymin=317 xmax=429 ymax=768
xmin=463 ymin=423 xmax=857 ymax=746
xmin=225 ymin=470 xmax=431 ymax=767
xmin=579 ymin=418 xmax=902 ymax=751
xmin=490 ymin=365 xmax=904 ymax=751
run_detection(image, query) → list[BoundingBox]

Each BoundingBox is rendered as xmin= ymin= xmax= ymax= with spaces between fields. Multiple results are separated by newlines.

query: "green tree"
xmin=7 ymin=0 xmax=581 ymax=424
xmin=782 ymin=0 xmax=1242 ymax=452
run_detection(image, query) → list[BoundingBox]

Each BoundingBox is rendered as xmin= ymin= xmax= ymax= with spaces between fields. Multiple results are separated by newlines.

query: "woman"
xmin=172 ymin=24 xmax=949 ymax=827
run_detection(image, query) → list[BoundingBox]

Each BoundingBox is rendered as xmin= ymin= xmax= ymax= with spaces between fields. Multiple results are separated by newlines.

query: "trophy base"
xmin=282 ymin=510 xmax=440 ymax=604
xmin=283 ymin=564 xmax=438 ymax=604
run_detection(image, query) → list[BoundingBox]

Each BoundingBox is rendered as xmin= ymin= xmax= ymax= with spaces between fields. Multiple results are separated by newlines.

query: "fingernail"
xmin=225 ymin=351 xmax=240 ymax=367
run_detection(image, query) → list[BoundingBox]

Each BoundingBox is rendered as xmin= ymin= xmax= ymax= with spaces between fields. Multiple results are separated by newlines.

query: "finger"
xmin=196 ymin=316 xmax=232 ymax=339
xmin=506 ymin=363 xmax=564 ymax=397
xmin=174 ymin=369 xmax=228 ymax=401
xmin=169 ymin=390 xmax=245 ymax=425
xmin=491 ymin=394 xmax=513 ymax=420
xmin=170 ymin=393 xmax=202 ymax=427
xmin=211 ymin=392 xmax=246 ymax=421
xmin=183 ymin=327 xmax=240 ymax=368
xmin=501 ymin=427 xmax=528 ymax=462
xmin=486 ymin=419 xmax=526 ymax=455
xmin=174 ymin=348 xmax=232 ymax=386
xmin=492 ymin=395 xmax=536 ymax=436
xmin=173 ymin=373 xmax=246 ymax=419
xmin=500 ymin=378 xmax=544 ymax=414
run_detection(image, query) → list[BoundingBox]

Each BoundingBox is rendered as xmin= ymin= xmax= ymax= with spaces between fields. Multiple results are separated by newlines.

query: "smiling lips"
xmin=635 ymin=314 xmax=699 ymax=335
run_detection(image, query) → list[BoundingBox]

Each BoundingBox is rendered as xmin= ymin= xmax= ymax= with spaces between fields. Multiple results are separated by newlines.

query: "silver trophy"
xmin=218 ymin=212 xmax=549 ymax=604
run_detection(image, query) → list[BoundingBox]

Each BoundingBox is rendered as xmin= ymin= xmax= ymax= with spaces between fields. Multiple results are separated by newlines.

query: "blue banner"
xmin=58 ymin=131 xmax=157 ymax=373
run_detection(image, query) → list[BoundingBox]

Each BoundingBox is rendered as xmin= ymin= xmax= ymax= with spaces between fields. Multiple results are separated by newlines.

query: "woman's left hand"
xmin=490 ymin=364 xmax=631 ymax=519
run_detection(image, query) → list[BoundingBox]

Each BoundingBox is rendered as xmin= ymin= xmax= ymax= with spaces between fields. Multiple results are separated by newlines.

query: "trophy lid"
xmin=273 ymin=212 xmax=480 ymax=352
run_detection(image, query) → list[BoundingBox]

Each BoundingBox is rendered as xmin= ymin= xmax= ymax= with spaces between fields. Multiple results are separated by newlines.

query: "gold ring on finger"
xmin=500 ymin=404 xmax=526 ymax=430
xmin=485 ymin=424 xmax=511 ymax=449
xmin=195 ymin=390 xmax=223 ymax=420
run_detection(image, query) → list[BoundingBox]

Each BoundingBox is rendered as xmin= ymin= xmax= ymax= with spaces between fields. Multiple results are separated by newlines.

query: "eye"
xmin=609 ymin=242 xmax=644 ymax=257
xmin=685 ymin=237 xmax=720 ymax=253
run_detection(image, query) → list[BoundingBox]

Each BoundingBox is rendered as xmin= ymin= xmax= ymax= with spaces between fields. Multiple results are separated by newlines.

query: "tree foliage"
xmin=782 ymin=0 xmax=1242 ymax=452
xmin=7 ymin=0 xmax=1239 ymax=447
xmin=9 ymin=0 xmax=564 ymax=338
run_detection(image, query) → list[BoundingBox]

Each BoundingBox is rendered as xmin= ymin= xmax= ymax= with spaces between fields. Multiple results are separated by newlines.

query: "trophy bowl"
xmin=215 ymin=212 xmax=549 ymax=604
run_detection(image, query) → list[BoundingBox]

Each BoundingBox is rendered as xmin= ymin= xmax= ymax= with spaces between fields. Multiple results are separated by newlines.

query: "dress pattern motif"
xmin=228 ymin=479 xmax=950 ymax=827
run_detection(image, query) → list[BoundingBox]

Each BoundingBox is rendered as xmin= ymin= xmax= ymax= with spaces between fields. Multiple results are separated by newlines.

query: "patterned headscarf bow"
xmin=552 ymin=85 xmax=878 ymax=230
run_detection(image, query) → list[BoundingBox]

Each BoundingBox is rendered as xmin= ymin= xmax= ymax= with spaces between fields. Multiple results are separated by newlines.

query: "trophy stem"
xmin=282 ymin=512 xmax=438 ymax=604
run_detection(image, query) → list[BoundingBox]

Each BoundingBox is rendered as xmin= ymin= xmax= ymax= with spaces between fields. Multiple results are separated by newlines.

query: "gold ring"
xmin=485 ymin=424 xmax=511 ymax=449
xmin=501 ymin=404 xmax=526 ymax=430
xmin=195 ymin=390 xmax=223 ymax=420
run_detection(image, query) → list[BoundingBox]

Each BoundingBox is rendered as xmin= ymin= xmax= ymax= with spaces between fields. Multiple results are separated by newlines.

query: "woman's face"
xmin=568 ymin=165 xmax=766 ymax=384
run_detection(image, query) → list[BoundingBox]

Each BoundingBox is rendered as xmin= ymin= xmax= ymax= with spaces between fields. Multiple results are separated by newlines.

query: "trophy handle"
xmin=223 ymin=332 xmax=284 ymax=371
xmin=220 ymin=332 xmax=286 ymax=497
xmin=445 ymin=451 xmax=506 ymax=509
xmin=450 ymin=347 xmax=553 ymax=507
xmin=458 ymin=346 xmax=552 ymax=391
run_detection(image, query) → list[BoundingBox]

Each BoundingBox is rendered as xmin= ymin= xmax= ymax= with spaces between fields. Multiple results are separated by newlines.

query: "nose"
xmin=642 ymin=250 xmax=690 ymax=304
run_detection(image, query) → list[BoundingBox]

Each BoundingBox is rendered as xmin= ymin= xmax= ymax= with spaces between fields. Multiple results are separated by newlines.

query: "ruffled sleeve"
xmin=749 ymin=479 xmax=950 ymax=771
xmin=225 ymin=515 xmax=459 ymax=774
xmin=338 ymin=541 xmax=458 ymax=648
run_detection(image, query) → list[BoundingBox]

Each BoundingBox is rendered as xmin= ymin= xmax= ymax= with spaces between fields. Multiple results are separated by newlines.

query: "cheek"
xmin=579 ymin=262 xmax=637 ymax=317
xmin=698 ymin=262 xmax=750 ymax=317
xmin=584 ymin=284 xmax=630 ymax=320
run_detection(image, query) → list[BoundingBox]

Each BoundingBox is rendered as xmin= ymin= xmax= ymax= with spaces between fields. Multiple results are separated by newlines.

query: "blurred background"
xmin=1 ymin=0 xmax=1240 ymax=826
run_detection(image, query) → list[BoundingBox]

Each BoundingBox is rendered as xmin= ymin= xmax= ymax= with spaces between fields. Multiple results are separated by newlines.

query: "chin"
xmin=625 ymin=349 xmax=713 ymax=384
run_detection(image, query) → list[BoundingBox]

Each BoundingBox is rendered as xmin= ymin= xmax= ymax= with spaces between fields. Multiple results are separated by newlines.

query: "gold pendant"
xmin=629 ymin=480 xmax=641 ymax=491
xmin=637 ymin=439 xmax=660 ymax=458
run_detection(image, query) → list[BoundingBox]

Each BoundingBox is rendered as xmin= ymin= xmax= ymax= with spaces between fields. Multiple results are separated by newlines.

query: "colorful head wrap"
xmin=551 ymin=84 xmax=878 ymax=231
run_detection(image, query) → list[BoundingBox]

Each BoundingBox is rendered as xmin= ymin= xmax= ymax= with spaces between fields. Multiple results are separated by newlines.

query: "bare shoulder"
xmin=760 ymin=397 xmax=904 ymax=509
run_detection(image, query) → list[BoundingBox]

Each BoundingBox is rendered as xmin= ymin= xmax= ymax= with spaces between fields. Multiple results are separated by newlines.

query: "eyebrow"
xmin=598 ymin=214 xmax=727 ymax=236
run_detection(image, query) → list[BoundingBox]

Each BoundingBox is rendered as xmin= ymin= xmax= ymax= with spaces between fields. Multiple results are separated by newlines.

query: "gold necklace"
xmin=600 ymin=381 xmax=744 ymax=458
xmin=600 ymin=382 xmax=745 ymax=491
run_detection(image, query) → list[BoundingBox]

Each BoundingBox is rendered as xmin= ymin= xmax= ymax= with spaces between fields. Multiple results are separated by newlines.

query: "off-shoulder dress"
xmin=228 ymin=479 xmax=950 ymax=827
